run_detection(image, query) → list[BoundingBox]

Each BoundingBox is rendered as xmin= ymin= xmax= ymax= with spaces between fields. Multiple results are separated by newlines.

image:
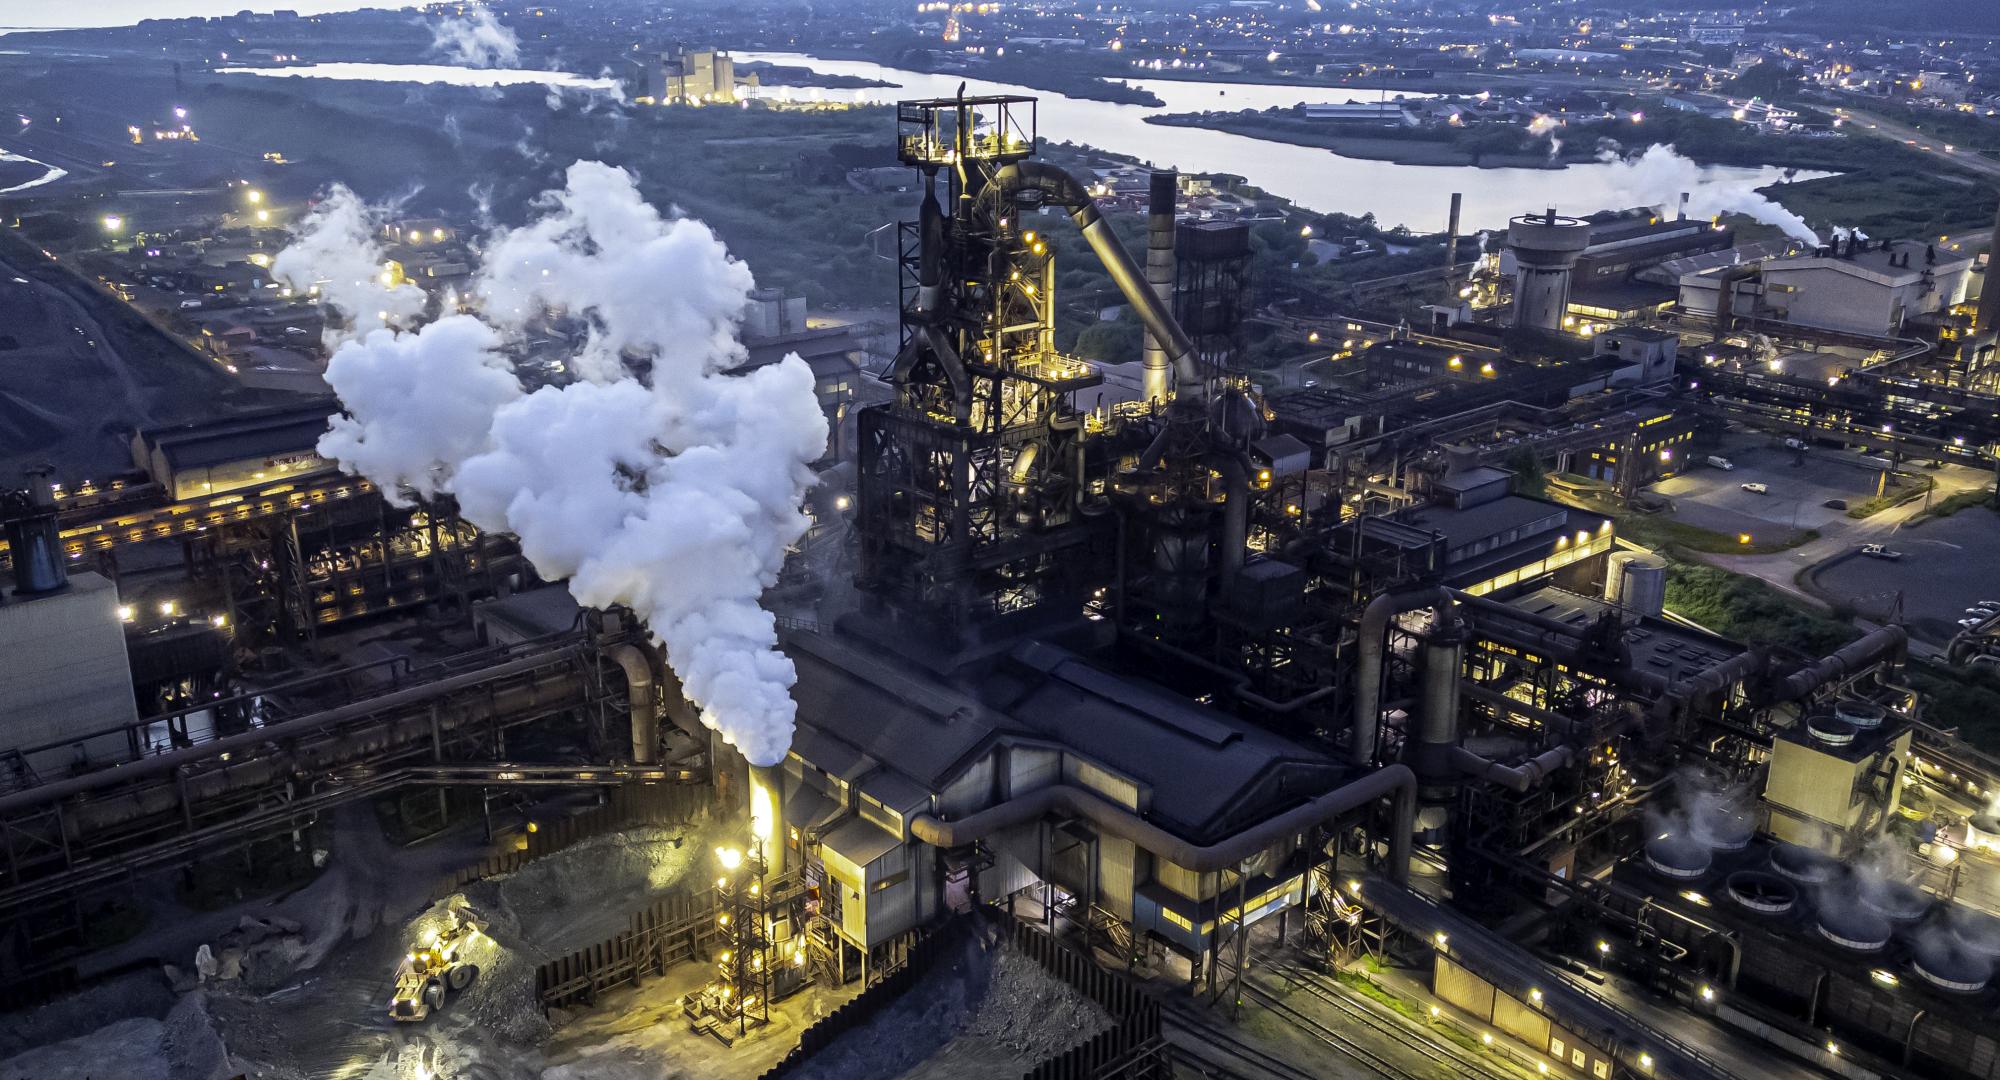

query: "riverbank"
xmin=824 ymin=48 xmax=1163 ymax=106
xmin=737 ymin=61 xmax=893 ymax=90
xmin=1145 ymin=111 xmax=1579 ymax=169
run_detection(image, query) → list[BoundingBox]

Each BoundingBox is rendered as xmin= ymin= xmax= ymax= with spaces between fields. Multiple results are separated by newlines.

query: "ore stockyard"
xmin=6 ymin=8 xmax=2000 ymax=1080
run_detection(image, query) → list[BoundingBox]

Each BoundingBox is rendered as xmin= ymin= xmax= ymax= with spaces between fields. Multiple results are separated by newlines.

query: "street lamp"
xmin=101 ymin=214 xmax=124 ymax=234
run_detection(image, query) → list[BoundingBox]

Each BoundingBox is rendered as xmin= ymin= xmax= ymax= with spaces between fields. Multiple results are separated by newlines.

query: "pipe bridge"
xmin=0 ymin=630 xmax=679 ymax=934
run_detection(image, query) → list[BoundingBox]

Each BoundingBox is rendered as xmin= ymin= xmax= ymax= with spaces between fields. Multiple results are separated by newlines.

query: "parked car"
xmin=1860 ymin=544 xmax=1903 ymax=561
xmin=1784 ymin=438 xmax=1808 ymax=450
xmin=1707 ymin=456 xmax=1735 ymax=470
xmin=1960 ymin=618 xmax=1987 ymax=629
xmin=1741 ymin=482 xmax=1769 ymax=494
xmin=1823 ymin=499 xmax=1848 ymax=510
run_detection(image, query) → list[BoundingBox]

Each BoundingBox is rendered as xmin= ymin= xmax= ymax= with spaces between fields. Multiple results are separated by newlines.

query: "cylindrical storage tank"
xmin=1645 ymin=834 xmax=1712 ymax=881
xmin=1913 ymin=936 xmax=1993 ymax=994
xmin=1604 ymin=550 xmax=1637 ymax=605
xmin=1770 ymin=843 xmax=1836 ymax=885
xmin=1834 ymin=699 xmax=1887 ymax=729
xmin=1818 ymin=906 xmax=1892 ymax=952
xmin=1506 ymin=210 xmax=1592 ymax=331
xmin=1725 ymin=870 xmax=1797 ymax=915
xmin=1617 ymin=555 xmax=1667 ymax=618
xmin=2 ymin=483 xmax=68 ymax=596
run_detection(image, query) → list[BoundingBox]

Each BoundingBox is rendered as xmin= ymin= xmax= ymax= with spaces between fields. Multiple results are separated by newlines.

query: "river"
xmin=736 ymin=52 xmax=1819 ymax=232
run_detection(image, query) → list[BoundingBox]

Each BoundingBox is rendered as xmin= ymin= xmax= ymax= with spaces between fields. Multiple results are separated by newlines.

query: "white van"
xmin=1706 ymin=456 xmax=1734 ymax=470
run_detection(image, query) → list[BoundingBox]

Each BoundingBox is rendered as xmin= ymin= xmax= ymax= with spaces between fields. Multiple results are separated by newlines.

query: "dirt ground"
xmin=0 ymin=805 xmax=757 ymax=1080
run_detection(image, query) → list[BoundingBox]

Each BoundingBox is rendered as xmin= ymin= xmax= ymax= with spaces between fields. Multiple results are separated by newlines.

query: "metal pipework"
xmin=1352 ymin=586 xmax=1453 ymax=766
xmin=1766 ymin=625 xmax=1908 ymax=704
xmin=909 ymin=763 xmax=1417 ymax=883
xmin=1143 ymin=170 xmax=1178 ymax=404
xmin=608 ymin=644 xmax=659 ymax=765
xmin=1450 ymin=745 xmax=1573 ymax=794
xmin=1416 ymin=600 xmax=1465 ymax=782
xmin=991 ymin=161 xmax=1205 ymax=398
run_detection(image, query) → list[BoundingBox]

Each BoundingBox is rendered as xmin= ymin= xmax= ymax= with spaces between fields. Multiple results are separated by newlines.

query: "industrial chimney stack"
xmin=1142 ymin=170 xmax=1178 ymax=404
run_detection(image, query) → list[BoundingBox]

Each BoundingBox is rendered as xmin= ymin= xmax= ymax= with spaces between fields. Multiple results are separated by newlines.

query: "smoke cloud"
xmin=284 ymin=162 xmax=827 ymax=767
xmin=1598 ymin=144 xmax=1818 ymax=243
xmin=270 ymin=185 xmax=428 ymax=348
xmin=430 ymin=7 xmax=520 ymax=69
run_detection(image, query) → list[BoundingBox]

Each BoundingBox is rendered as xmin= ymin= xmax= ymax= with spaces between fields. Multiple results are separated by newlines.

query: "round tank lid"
xmin=1645 ymin=834 xmax=1712 ymax=880
xmin=1861 ymin=880 xmax=1932 ymax=923
xmin=1834 ymin=699 xmax=1887 ymax=728
xmin=1914 ymin=937 xmax=1992 ymax=993
xmin=1807 ymin=716 xmax=1857 ymax=746
xmin=1770 ymin=843 xmax=1836 ymax=884
xmin=1818 ymin=907 xmax=1892 ymax=951
xmin=1725 ymin=870 xmax=1797 ymax=915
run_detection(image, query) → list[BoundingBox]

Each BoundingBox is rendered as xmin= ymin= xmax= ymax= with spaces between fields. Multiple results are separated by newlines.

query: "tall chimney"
xmin=1142 ymin=171 xmax=1178 ymax=404
xmin=1678 ymin=192 xmax=1690 ymax=221
xmin=1981 ymin=198 xmax=2000 ymax=334
xmin=1443 ymin=192 xmax=1463 ymax=302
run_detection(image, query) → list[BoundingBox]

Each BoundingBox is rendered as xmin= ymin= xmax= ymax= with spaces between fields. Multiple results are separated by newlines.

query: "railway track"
xmin=1230 ymin=977 xmax=1434 ymax=1080
xmin=1261 ymin=959 xmax=1511 ymax=1079
xmin=1160 ymin=998 xmax=1315 ymax=1080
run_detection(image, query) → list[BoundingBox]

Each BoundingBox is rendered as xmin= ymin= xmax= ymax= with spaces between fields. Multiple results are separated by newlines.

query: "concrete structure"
xmin=1507 ymin=211 xmax=1593 ymax=331
xmin=1762 ymin=703 xmax=1910 ymax=857
xmin=1679 ymin=239 xmax=1976 ymax=338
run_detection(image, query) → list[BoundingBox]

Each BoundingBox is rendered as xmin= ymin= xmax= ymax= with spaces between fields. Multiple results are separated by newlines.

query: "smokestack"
xmin=748 ymin=762 xmax=784 ymax=877
xmin=1980 ymin=198 xmax=2000 ymax=334
xmin=1678 ymin=192 xmax=1690 ymax=221
xmin=1443 ymin=192 xmax=1462 ymax=302
xmin=3 ymin=469 xmax=68 ymax=598
xmin=1142 ymin=171 xmax=1177 ymax=404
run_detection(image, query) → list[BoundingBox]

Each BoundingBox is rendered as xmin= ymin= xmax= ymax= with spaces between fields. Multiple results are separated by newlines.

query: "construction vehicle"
xmin=388 ymin=905 xmax=484 ymax=1022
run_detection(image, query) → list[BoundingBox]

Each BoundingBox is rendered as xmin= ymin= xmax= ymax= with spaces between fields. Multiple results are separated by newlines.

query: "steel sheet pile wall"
xmin=427 ymin=783 xmax=707 ymax=904
xmin=758 ymin=912 xmax=1163 ymax=1080
xmin=535 ymin=887 xmax=720 ymax=1011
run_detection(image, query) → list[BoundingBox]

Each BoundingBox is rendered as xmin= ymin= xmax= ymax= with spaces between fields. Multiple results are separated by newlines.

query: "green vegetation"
xmin=1918 ymin=489 xmax=2000 ymax=522
xmin=1845 ymin=475 xmax=1934 ymax=519
xmin=1911 ymin=661 xmax=2000 ymax=749
xmin=1767 ymin=168 xmax=1996 ymax=245
xmin=1664 ymin=562 xmax=1861 ymax=656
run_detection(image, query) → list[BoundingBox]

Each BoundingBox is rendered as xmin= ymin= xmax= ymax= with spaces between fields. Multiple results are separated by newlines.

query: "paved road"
xmin=1828 ymin=106 xmax=2000 ymax=182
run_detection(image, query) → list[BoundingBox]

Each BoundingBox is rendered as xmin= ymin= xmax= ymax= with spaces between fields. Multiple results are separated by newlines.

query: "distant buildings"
xmin=625 ymin=45 xmax=742 ymax=105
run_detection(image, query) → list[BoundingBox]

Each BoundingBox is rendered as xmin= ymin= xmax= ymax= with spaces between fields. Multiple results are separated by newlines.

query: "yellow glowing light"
xmin=716 ymin=846 xmax=744 ymax=871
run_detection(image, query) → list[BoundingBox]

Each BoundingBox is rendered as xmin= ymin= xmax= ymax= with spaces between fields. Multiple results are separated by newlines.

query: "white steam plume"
xmin=1598 ymin=144 xmax=1818 ymax=243
xmin=430 ymin=7 xmax=520 ymax=69
xmin=286 ymin=162 xmax=827 ymax=767
xmin=270 ymin=184 xmax=428 ymax=348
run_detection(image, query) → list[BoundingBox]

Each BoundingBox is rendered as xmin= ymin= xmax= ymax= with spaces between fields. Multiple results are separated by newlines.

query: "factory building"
xmin=625 ymin=45 xmax=741 ymax=105
xmin=1680 ymin=237 xmax=1976 ymax=339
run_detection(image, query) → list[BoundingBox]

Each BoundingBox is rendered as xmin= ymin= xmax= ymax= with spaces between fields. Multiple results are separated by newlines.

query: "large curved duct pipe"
xmin=1766 ymin=625 xmax=1908 ymax=705
xmin=608 ymin=644 xmax=658 ymax=765
xmin=910 ymin=763 xmax=1417 ymax=884
xmin=1353 ymin=586 xmax=1453 ymax=766
xmin=992 ymin=161 xmax=1205 ymax=398
xmin=1450 ymin=745 xmax=1573 ymax=794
